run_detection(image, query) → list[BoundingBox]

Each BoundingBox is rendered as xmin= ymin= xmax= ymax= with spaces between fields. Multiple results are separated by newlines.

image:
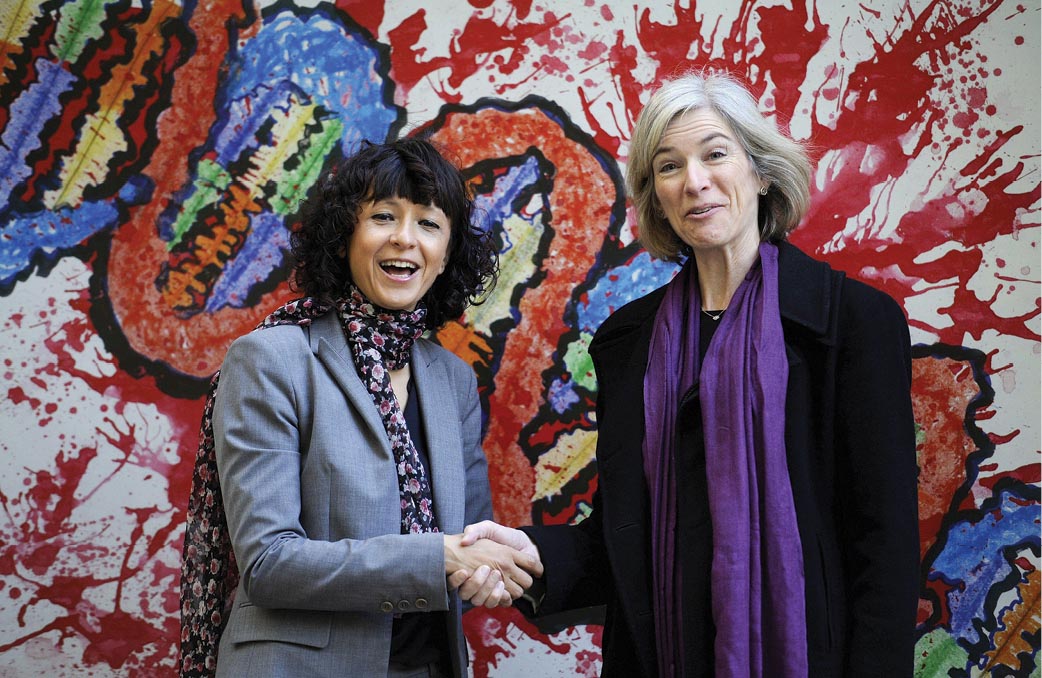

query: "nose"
xmin=389 ymin=221 xmax=417 ymax=248
xmin=684 ymin=162 xmax=710 ymax=194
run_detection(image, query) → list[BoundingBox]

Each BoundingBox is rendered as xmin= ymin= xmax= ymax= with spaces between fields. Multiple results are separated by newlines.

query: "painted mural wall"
xmin=0 ymin=0 xmax=1038 ymax=675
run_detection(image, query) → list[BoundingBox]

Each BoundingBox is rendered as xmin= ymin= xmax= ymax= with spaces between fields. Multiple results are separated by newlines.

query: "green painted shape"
xmin=271 ymin=117 xmax=343 ymax=216
xmin=167 ymin=158 xmax=231 ymax=249
xmin=914 ymin=628 xmax=970 ymax=678
xmin=563 ymin=332 xmax=596 ymax=392
xmin=54 ymin=0 xmax=108 ymax=63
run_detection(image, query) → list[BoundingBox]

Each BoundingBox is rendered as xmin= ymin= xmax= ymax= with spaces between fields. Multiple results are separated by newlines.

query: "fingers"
xmin=469 ymin=539 xmax=533 ymax=596
xmin=447 ymin=569 xmax=470 ymax=591
xmin=461 ymin=522 xmax=542 ymax=577
xmin=447 ymin=529 xmax=547 ymax=608
xmin=517 ymin=548 xmax=544 ymax=579
xmin=459 ymin=565 xmax=506 ymax=608
xmin=448 ymin=539 xmax=539 ymax=605
xmin=484 ymin=578 xmax=508 ymax=609
xmin=458 ymin=569 xmax=511 ymax=608
xmin=460 ymin=520 xmax=495 ymax=546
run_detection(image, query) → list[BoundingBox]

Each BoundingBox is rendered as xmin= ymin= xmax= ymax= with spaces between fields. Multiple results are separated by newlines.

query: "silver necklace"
xmin=701 ymin=308 xmax=724 ymax=321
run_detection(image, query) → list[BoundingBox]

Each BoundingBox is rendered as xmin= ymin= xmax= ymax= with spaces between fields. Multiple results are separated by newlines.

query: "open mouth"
xmin=380 ymin=260 xmax=419 ymax=278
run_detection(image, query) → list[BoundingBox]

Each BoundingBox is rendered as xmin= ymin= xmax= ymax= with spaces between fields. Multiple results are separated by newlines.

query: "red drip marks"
xmin=975 ymin=462 xmax=1042 ymax=487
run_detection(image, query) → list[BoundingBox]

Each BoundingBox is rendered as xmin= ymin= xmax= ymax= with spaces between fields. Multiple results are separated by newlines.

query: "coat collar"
xmin=309 ymin=311 xmax=388 ymax=446
xmin=591 ymin=241 xmax=839 ymax=367
xmin=776 ymin=240 xmax=839 ymax=340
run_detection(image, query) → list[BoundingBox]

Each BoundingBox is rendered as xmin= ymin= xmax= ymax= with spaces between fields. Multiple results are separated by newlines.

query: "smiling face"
xmin=652 ymin=108 xmax=766 ymax=258
xmin=348 ymin=196 xmax=451 ymax=311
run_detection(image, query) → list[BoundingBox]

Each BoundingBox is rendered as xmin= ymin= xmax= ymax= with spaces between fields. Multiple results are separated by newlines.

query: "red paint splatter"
xmin=464 ymin=606 xmax=602 ymax=677
xmin=386 ymin=8 xmax=564 ymax=98
xmin=335 ymin=0 xmax=385 ymax=36
xmin=978 ymin=463 xmax=1041 ymax=489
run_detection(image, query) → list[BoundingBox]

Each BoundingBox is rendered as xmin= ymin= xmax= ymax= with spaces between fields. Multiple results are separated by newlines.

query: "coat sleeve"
xmin=519 ymin=492 xmax=612 ymax=618
xmin=833 ymin=281 xmax=920 ymax=677
xmin=213 ymin=329 xmax=449 ymax=614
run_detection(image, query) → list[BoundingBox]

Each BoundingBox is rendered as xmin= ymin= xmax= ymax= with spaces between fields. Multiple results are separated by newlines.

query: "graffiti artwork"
xmin=0 ymin=0 xmax=1038 ymax=676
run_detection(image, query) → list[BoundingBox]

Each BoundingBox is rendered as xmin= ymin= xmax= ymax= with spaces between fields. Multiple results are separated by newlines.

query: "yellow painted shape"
xmin=532 ymin=426 xmax=597 ymax=502
xmin=0 ymin=0 xmax=38 ymax=87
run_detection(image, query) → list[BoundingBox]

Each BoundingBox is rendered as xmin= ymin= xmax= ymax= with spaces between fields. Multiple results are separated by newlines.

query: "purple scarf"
xmin=642 ymin=242 xmax=807 ymax=678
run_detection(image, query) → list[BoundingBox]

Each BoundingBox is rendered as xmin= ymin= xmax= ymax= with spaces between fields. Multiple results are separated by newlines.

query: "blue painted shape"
xmin=472 ymin=156 xmax=545 ymax=244
xmin=547 ymin=377 xmax=580 ymax=414
xmin=575 ymin=251 xmax=679 ymax=335
xmin=1 ymin=201 xmax=117 ymax=286
xmin=211 ymin=80 xmax=301 ymax=168
xmin=163 ymin=7 xmax=398 ymax=313
xmin=0 ymin=59 xmax=76 ymax=213
xmin=0 ymin=178 xmax=150 ymax=288
xmin=929 ymin=488 xmax=1041 ymax=649
xmin=205 ymin=210 xmax=289 ymax=312
xmin=219 ymin=9 xmax=397 ymax=151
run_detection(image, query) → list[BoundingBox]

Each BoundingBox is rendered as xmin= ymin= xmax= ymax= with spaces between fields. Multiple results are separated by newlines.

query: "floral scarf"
xmin=336 ymin=285 xmax=438 ymax=533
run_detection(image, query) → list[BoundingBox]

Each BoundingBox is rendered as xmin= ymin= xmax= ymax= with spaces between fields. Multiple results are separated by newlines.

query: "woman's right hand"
xmin=443 ymin=532 xmax=543 ymax=608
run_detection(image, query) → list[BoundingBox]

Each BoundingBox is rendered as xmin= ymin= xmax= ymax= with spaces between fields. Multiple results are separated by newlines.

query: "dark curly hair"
xmin=289 ymin=137 xmax=499 ymax=329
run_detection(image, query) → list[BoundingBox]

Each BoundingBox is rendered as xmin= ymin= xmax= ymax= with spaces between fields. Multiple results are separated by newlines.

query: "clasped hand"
xmin=443 ymin=521 xmax=542 ymax=608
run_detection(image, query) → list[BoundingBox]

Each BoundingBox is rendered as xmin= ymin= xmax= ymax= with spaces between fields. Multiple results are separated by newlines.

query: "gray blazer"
xmin=212 ymin=311 xmax=492 ymax=677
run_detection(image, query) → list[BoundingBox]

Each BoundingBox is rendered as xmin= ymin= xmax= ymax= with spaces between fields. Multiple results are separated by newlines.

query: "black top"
xmin=389 ymin=378 xmax=450 ymax=669
xmin=670 ymin=311 xmax=721 ymax=676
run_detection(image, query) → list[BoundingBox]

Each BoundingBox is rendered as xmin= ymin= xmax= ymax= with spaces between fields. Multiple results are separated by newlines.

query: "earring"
xmin=759 ymin=185 xmax=769 ymax=196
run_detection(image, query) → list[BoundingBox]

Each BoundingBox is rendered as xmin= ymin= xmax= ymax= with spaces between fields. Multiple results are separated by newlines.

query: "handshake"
xmin=442 ymin=521 xmax=543 ymax=608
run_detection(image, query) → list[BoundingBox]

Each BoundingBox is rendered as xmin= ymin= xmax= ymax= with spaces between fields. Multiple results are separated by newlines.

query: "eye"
xmin=419 ymin=219 xmax=442 ymax=230
xmin=656 ymin=160 xmax=679 ymax=174
xmin=372 ymin=212 xmax=394 ymax=222
xmin=707 ymin=148 xmax=727 ymax=160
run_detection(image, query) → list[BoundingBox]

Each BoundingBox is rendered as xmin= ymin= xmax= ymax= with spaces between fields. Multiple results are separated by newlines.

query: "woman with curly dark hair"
xmin=195 ymin=137 xmax=541 ymax=678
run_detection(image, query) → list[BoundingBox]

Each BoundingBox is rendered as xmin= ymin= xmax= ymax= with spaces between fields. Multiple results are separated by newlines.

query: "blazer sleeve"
xmin=213 ymin=329 xmax=449 ymax=614
xmin=833 ymin=281 xmax=920 ymax=677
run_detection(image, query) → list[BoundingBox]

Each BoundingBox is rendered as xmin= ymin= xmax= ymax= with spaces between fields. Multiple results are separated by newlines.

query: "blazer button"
xmin=380 ymin=601 xmax=394 ymax=613
xmin=397 ymin=600 xmax=411 ymax=611
xmin=415 ymin=598 xmax=429 ymax=610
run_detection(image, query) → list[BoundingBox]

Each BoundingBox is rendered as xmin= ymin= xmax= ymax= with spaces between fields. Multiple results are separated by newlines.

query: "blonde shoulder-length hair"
xmin=626 ymin=70 xmax=812 ymax=261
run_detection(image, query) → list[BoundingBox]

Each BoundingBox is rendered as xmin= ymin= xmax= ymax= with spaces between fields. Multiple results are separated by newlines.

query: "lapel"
xmin=587 ymin=290 xmax=662 ymax=677
xmin=311 ymin=313 xmax=465 ymax=533
xmin=776 ymin=240 xmax=841 ymax=344
xmin=309 ymin=312 xmax=391 ymax=458
xmin=411 ymin=340 xmax=465 ymax=533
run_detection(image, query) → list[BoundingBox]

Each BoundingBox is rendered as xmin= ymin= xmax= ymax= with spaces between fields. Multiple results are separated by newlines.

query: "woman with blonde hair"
xmin=461 ymin=71 xmax=919 ymax=677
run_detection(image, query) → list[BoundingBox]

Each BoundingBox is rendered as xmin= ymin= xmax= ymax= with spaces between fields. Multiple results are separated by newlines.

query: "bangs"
xmin=363 ymin=155 xmax=441 ymax=210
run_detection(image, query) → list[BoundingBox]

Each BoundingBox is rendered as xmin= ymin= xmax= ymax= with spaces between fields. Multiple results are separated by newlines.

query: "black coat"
xmin=523 ymin=242 xmax=919 ymax=677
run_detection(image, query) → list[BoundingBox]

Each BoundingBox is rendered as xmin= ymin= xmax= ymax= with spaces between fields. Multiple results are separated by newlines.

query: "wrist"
xmin=443 ymin=534 xmax=464 ymax=574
